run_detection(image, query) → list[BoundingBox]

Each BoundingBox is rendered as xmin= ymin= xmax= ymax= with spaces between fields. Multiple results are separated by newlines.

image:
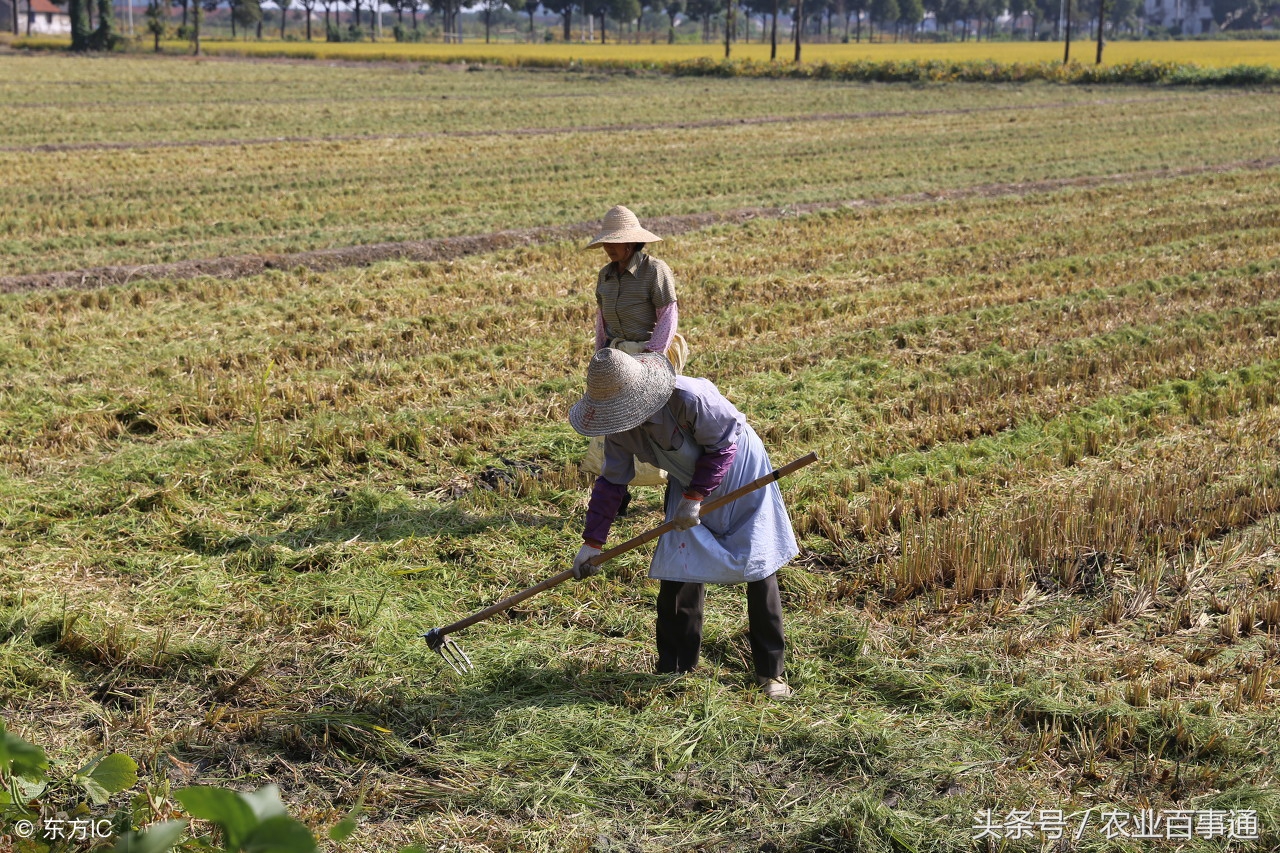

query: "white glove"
xmin=674 ymin=496 xmax=702 ymax=531
xmin=573 ymin=544 xmax=603 ymax=580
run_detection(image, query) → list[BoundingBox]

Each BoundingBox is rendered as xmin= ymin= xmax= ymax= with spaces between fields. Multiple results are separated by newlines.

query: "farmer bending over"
xmin=569 ymin=348 xmax=798 ymax=700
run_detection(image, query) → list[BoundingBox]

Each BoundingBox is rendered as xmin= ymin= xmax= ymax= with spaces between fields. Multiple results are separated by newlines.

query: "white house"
xmin=1143 ymin=0 xmax=1216 ymax=34
xmin=4 ymin=0 xmax=72 ymax=34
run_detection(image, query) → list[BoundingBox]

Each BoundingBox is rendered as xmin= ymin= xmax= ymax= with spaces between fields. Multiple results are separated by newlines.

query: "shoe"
xmin=757 ymin=677 xmax=793 ymax=701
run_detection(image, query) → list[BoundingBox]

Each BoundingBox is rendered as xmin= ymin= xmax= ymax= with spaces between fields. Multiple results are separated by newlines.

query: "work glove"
xmin=573 ymin=544 xmax=603 ymax=580
xmin=674 ymin=496 xmax=702 ymax=531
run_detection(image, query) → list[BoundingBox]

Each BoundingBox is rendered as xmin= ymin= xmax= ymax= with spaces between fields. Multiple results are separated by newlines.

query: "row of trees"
xmin=77 ymin=0 xmax=1278 ymax=51
xmin=152 ymin=0 xmax=1148 ymax=44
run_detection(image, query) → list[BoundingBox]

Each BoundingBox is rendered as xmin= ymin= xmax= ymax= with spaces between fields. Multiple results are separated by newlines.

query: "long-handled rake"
xmin=423 ymin=451 xmax=818 ymax=673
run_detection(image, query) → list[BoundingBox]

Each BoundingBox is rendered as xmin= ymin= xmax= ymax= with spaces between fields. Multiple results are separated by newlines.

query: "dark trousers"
xmin=655 ymin=574 xmax=785 ymax=679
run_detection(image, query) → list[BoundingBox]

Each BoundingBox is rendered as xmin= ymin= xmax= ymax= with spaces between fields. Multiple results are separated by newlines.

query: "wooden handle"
xmin=435 ymin=451 xmax=818 ymax=639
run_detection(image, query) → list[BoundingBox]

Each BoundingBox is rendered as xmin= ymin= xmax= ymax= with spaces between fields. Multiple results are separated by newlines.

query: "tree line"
xmin=69 ymin=0 xmax=1278 ymax=51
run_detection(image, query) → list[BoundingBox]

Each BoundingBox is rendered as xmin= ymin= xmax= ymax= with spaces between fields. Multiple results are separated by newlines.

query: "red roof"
xmin=29 ymin=0 xmax=67 ymax=13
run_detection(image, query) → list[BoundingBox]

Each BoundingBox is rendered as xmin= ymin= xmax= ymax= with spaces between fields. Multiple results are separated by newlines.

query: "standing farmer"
xmin=581 ymin=205 xmax=689 ymax=491
xmin=569 ymin=348 xmax=798 ymax=700
xmin=587 ymin=204 xmax=687 ymax=370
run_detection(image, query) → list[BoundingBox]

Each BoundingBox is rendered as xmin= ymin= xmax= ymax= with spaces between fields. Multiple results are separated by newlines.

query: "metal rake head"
xmin=423 ymin=628 xmax=473 ymax=674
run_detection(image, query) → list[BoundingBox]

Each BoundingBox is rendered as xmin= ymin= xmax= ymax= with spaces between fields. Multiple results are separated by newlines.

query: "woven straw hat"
xmin=569 ymin=349 xmax=676 ymax=437
xmin=585 ymin=205 xmax=663 ymax=249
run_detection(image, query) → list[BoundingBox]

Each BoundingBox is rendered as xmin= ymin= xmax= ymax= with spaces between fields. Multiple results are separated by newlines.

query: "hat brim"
xmin=569 ymin=352 xmax=676 ymax=437
xmin=585 ymin=227 xmax=663 ymax=250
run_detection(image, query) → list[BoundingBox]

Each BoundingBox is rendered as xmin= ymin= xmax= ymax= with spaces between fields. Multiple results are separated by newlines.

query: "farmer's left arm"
xmin=672 ymin=381 xmax=743 ymax=500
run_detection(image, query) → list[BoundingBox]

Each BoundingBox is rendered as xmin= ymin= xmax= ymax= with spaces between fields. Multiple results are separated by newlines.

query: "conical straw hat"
xmin=569 ymin=349 xmax=676 ymax=437
xmin=585 ymin=205 xmax=663 ymax=249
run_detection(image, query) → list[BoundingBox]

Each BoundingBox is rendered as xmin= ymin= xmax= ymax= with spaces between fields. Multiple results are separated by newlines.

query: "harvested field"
xmin=2 ymin=52 xmax=1279 ymax=853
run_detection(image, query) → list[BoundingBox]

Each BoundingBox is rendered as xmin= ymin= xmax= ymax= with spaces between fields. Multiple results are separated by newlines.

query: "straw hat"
xmin=585 ymin=205 xmax=663 ymax=249
xmin=569 ymin=349 xmax=676 ymax=437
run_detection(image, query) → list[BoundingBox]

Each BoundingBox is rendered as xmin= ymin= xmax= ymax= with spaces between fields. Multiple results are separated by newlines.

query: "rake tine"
xmin=440 ymin=636 xmax=473 ymax=674
xmin=423 ymin=627 xmax=473 ymax=674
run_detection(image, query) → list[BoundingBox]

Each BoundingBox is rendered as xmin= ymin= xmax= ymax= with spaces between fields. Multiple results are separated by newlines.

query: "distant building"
xmin=1144 ymin=0 xmax=1216 ymax=34
xmin=3 ymin=0 xmax=73 ymax=34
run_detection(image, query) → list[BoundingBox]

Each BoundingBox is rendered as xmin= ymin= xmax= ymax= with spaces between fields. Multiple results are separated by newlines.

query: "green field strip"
xmin=0 ymin=96 xmax=1210 ymax=153
xmin=795 ymin=358 xmax=1280 ymax=513
xmin=3 ymin=221 xmax=1278 ymax=472
xmin=7 ymin=169 xmax=1276 ymax=386
xmin=4 ymin=90 xmax=1279 ymax=274
xmin=0 ymin=54 xmax=1236 ymax=141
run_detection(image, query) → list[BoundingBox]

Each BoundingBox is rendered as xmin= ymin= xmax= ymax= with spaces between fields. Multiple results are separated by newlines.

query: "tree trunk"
xmin=562 ymin=7 xmax=570 ymax=39
xmin=854 ymin=9 xmax=860 ymax=40
xmin=723 ymin=0 xmax=730 ymax=55
xmin=70 ymin=0 xmax=91 ymax=48
xmin=306 ymin=4 xmax=311 ymax=37
xmin=769 ymin=0 xmax=777 ymax=56
xmin=1095 ymin=0 xmax=1105 ymax=62
xmin=1062 ymin=0 xmax=1071 ymax=63
xmin=792 ymin=0 xmax=800 ymax=60
xmin=484 ymin=5 xmax=489 ymax=41
xmin=600 ymin=10 xmax=605 ymax=42
xmin=192 ymin=0 xmax=200 ymax=53
xmin=281 ymin=3 xmax=287 ymax=38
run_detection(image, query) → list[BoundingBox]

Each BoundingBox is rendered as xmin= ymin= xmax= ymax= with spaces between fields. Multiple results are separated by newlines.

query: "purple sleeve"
xmin=595 ymin=307 xmax=607 ymax=350
xmin=645 ymin=301 xmax=677 ymax=354
xmin=583 ymin=476 xmax=627 ymax=546
xmin=688 ymin=442 xmax=737 ymax=499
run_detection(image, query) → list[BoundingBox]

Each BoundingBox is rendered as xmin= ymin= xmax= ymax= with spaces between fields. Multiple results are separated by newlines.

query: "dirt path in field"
xmin=5 ymin=154 xmax=1280 ymax=294
xmin=0 ymin=94 xmax=1204 ymax=154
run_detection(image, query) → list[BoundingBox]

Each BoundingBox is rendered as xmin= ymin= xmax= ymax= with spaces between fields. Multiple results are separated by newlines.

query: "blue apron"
xmin=646 ymin=424 xmax=799 ymax=585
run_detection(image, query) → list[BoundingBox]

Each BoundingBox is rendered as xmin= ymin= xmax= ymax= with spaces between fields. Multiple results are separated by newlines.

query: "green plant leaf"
xmin=90 ymin=754 xmax=140 ymax=793
xmin=77 ymin=753 xmax=139 ymax=804
xmin=176 ymin=786 xmax=257 ymax=850
xmin=0 ymin=720 xmax=49 ymax=782
xmin=15 ymin=775 xmax=48 ymax=803
xmin=328 ymin=816 xmax=357 ymax=842
xmin=328 ymin=790 xmax=363 ymax=842
xmin=239 ymin=784 xmax=288 ymax=822
xmin=113 ymin=819 xmax=189 ymax=853
xmin=241 ymin=815 xmax=318 ymax=853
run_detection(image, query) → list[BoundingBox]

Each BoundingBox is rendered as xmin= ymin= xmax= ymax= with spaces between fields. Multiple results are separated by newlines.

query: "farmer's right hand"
xmin=573 ymin=543 xmax=603 ymax=580
xmin=674 ymin=496 xmax=702 ymax=531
